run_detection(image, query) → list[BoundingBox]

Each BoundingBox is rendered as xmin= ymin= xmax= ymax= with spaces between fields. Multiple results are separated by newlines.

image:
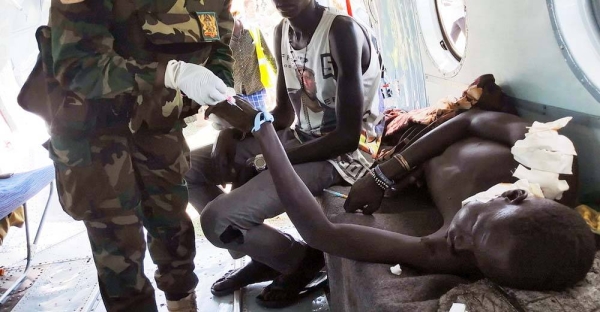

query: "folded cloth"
xmin=0 ymin=205 xmax=24 ymax=246
xmin=383 ymin=74 xmax=515 ymax=140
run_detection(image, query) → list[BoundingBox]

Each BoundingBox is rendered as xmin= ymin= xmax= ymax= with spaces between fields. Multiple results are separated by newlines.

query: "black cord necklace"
xmin=288 ymin=35 xmax=309 ymax=91
xmin=288 ymin=3 xmax=324 ymax=91
xmin=288 ymin=3 xmax=325 ymax=132
xmin=289 ymin=40 xmax=313 ymax=130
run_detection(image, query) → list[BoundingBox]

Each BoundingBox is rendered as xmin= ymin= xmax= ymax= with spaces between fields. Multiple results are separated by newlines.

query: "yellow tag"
xmin=197 ymin=12 xmax=220 ymax=41
xmin=60 ymin=0 xmax=84 ymax=3
xmin=576 ymin=205 xmax=600 ymax=234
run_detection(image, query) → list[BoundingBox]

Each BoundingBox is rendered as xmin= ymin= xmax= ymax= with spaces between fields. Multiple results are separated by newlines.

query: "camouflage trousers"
xmin=50 ymin=128 xmax=197 ymax=312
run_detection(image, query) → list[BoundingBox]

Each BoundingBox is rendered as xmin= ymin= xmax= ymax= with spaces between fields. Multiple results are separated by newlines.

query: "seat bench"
xmin=320 ymin=185 xmax=469 ymax=312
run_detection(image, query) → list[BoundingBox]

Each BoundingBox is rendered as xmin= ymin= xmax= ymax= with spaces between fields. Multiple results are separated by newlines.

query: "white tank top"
xmin=280 ymin=9 xmax=384 ymax=184
xmin=281 ymin=9 xmax=382 ymax=138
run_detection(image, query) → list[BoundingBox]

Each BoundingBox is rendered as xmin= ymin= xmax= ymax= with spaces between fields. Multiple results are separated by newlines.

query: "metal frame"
xmin=0 ymin=181 xmax=54 ymax=306
xmin=434 ymin=0 xmax=463 ymax=61
xmin=547 ymin=0 xmax=600 ymax=103
xmin=413 ymin=0 xmax=465 ymax=76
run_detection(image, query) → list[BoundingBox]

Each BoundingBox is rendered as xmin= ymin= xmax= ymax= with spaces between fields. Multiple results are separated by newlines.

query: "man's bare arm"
xmin=283 ymin=16 xmax=365 ymax=164
xmin=254 ymin=122 xmax=465 ymax=273
xmin=380 ymin=109 xmax=528 ymax=179
xmin=467 ymin=109 xmax=529 ymax=146
xmin=271 ymin=22 xmax=296 ymax=131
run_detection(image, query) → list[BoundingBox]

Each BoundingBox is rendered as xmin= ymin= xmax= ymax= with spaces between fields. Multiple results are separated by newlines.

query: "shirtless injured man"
xmin=206 ymin=98 xmax=596 ymax=291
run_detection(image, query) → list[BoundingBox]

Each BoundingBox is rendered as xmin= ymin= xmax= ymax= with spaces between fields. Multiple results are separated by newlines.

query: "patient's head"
xmin=447 ymin=189 xmax=596 ymax=290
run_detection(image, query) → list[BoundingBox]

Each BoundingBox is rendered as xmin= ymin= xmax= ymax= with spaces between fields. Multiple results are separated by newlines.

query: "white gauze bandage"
xmin=463 ymin=117 xmax=576 ymax=206
xmin=510 ymin=117 xmax=576 ymax=200
xmin=461 ymin=180 xmax=544 ymax=207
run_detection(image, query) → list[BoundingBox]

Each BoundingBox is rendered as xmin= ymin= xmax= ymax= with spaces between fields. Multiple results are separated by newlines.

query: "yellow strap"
xmin=249 ymin=27 xmax=275 ymax=88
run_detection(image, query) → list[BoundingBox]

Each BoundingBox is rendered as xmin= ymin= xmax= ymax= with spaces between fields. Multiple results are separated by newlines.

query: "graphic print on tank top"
xmin=287 ymin=61 xmax=337 ymax=136
xmin=281 ymin=9 xmax=384 ymax=184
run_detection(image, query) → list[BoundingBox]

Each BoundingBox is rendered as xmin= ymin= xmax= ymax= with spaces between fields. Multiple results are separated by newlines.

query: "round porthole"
xmin=548 ymin=0 xmax=600 ymax=102
xmin=436 ymin=0 xmax=467 ymax=61
xmin=415 ymin=0 xmax=467 ymax=75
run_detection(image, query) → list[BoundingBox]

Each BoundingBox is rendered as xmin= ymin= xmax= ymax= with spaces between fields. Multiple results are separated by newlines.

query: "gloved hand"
xmin=164 ymin=60 xmax=230 ymax=105
xmin=212 ymin=128 xmax=239 ymax=184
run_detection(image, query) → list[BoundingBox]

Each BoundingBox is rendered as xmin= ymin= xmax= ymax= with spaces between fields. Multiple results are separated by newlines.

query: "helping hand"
xmin=344 ymin=174 xmax=385 ymax=215
xmin=212 ymin=129 xmax=239 ymax=184
xmin=204 ymin=96 xmax=259 ymax=133
xmin=164 ymin=60 xmax=229 ymax=105
xmin=232 ymin=160 xmax=259 ymax=189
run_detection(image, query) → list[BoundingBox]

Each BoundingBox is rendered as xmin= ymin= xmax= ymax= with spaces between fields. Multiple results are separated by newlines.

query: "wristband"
xmin=374 ymin=166 xmax=395 ymax=187
xmin=252 ymin=111 xmax=274 ymax=133
xmin=370 ymin=170 xmax=390 ymax=191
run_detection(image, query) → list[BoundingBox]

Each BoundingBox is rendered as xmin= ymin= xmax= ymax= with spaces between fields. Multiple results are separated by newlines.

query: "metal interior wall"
xmin=415 ymin=0 xmax=600 ymax=116
xmin=365 ymin=0 xmax=427 ymax=111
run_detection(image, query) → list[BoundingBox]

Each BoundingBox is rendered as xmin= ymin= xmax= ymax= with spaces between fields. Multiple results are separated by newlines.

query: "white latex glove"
xmin=164 ymin=60 xmax=228 ymax=105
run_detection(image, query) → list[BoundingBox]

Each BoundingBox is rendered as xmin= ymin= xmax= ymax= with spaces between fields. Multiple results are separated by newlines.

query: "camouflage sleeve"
xmin=204 ymin=0 xmax=235 ymax=88
xmin=49 ymin=0 xmax=158 ymax=100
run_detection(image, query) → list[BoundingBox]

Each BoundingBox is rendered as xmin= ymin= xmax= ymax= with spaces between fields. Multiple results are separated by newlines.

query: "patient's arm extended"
xmin=253 ymin=122 xmax=469 ymax=274
xmin=204 ymin=99 xmax=472 ymax=273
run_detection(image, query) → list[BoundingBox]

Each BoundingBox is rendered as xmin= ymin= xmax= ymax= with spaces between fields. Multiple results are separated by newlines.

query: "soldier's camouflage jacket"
xmin=46 ymin=0 xmax=234 ymax=136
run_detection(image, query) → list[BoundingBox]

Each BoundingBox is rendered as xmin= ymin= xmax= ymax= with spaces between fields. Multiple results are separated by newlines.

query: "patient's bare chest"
xmin=424 ymin=137 xmax=518 ymax=219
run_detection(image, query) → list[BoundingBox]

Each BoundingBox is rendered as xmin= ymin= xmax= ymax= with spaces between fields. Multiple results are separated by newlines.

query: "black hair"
xmin=488 ymin=198 xmax=596 ymax=291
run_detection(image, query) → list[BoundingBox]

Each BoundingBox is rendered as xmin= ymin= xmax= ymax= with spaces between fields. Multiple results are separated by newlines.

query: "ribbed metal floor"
xmin=0 ymin=182 xmax=329 ymax=312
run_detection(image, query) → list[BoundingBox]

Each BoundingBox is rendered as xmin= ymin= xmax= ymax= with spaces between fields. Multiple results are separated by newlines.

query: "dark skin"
xmin=345 ymin=110 xmax=578 ymax=215
xmin=206 ymin=103 xmax=581 ymax=279
xmin=212 ymin=0 xmax=370 ymax=181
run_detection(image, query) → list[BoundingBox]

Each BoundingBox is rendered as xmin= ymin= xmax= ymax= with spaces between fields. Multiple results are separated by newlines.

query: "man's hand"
xmin=232 ymin=160 xmax=259 ymax=189
xmin=212 ymin=129 xmax=239 ymax=183
xmin=205 ymin=96 xmax=259 ymax=133
xmin=344 ymin=174 xmax=385 ymax=215
xmin=164 ymin=60 xmax=230 ymax=105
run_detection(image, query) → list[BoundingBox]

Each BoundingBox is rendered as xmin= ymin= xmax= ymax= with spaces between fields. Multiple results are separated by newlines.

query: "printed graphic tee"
xmin=281 ymin=9 xmax=384 ymax=183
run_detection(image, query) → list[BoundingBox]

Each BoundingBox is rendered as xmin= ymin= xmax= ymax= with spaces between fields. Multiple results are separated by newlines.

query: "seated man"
xmin=206 ymin=101 xmax=596 ymax=291
xmin=185 ymin=0 xmax=383 ymax=307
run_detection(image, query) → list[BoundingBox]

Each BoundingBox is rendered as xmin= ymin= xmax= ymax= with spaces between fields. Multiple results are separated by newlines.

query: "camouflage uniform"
xmin=46 ymin=0 xmax=233 ymax=311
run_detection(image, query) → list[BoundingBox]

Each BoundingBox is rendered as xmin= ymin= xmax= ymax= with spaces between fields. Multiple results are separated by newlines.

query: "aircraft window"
xmin=415 ymin=0 xmax=465 ymax=75
xmin=549 ymin=0 xmax=600 ymax=102
xmin=435 ymin=0 xmax=467 ymax=60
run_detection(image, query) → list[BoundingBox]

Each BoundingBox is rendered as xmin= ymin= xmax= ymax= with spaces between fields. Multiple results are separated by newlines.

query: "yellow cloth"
xmin=0 ymin=205 xmax=25 ymax=246
xmin=576 ymin=205 xmax=600 ymax=234
xmin=249 ymin=27 xmax=276 ymax=88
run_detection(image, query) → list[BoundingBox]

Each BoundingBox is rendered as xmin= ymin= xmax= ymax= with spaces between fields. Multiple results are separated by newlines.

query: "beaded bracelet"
xmin=374 ymin=166 xmax=395 ymax=187
xmin=370 ymin=168 xmax=394 ymax=191
xmin=370 ymin=171 xmax=388 ymax=190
